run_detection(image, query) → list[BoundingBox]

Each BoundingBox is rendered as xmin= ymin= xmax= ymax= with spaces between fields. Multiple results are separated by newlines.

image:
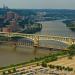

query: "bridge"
xmin=0 ymin=32 xmax=75 ymax=46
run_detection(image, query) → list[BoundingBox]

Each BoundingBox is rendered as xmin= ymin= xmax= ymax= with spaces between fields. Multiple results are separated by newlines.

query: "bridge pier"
xmin=33 ymin=35 xmax=39 ymax=57
xmin=72 ymin=39 xmax=75 ymax=44
xmin=68 ymin=38 xmax=75 ymax=45
xmin=13 ymin=42 xmax=17 ymax=51
xmin=33 ymin=46 xmax=38 ymax=58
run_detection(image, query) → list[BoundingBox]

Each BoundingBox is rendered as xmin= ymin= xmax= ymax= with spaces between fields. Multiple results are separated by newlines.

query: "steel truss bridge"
xmin=0 ymin=32 xmax=75 ymax=46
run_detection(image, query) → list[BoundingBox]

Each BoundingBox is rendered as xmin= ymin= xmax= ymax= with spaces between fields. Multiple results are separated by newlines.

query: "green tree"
xmin=41 ymin=61 xmax=47 ymax=67
xmin=56 ymin=65 xmax=61 ymax=70
xmin=67 ymin=44 xmax=75 ymax=58
xmin=2 ymin=71 xmax=6 ymax=75
xmin=36 ymin=62 xmax=40 ymax=66
xmin=0 ymin=36 xmax=8 ymax=41
xmin=13 ymin=68 xmax=16 ymax=72
xmin=49 ymin=64 xmax=55 ymax=69
xmin=66 ymin=67 xmax=73 ymax=71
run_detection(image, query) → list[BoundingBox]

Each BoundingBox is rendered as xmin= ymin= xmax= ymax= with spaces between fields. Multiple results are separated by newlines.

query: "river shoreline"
xmin=62 ymin=20 xmax=75 ymax=32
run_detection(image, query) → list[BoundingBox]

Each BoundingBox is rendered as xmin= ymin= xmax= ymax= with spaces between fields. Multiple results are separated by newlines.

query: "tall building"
xmin=0 ymin=16 xmax=4 ymax=27
xmin=10 ymin=19 xmax=17 ymax=32
xmin=3 ymin=4 xmax=9 ymax=10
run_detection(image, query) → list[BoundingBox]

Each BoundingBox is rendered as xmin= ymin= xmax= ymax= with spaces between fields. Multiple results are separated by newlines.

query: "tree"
xmin=66 ymin=67 xmax=73 ymax=71
xmin=49 ymin=64 xmax=55 ymax=69
xmin=13 ymin=68 xmax=16 ymax=72
xmin=8 ymin=70 xmax=11 ymax=74
xmin=67 ymin=44 xmax=75 ymax=58
xmin=11 ymin=36 xmax=23 ymax=41
xmin=56 ymin=65 xmax=61 ymax=70
xmin=41 ymin=61 xmax=47 ymax=67
xmin=2 ymin=71 xmax=6 ymax=75
xmin=36 ymin=62 xmax=40 ymax=66
xmin=0 ymin=36 xmax=8 ymax=41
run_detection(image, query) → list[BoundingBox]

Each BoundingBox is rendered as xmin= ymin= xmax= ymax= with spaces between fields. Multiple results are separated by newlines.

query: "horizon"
xmin=0 ymin=0 xmax=75 ymax=10
xmin=1 ymin=7 xmax=75 ymax=10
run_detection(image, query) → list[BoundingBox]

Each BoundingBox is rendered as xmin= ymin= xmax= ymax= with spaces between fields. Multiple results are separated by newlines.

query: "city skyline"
xmin=0 ymin=0 xmax=75 ymax=9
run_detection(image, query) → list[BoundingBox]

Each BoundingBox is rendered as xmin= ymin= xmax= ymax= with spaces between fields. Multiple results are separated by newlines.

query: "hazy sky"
xmin=0 ymin=0 xmax=75 ymax=9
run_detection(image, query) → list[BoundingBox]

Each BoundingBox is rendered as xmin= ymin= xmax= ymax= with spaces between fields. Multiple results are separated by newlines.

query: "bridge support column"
xmin=7 ymin=32 xmax=12 ymax=41
xmin=68 ymin=38 xmax=74 ymax=45
xmin=71 ymin=39 xmax=75 ymax=44
xmin=13 ymin=42 xmax=17 ymax=51
xmin=33 ymin=35 xmax=39 ymax=57
xmin=33 ymin=46 xmax=38 ymax=58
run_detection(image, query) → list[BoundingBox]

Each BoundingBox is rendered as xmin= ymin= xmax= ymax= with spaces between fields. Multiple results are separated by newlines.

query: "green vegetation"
xmin=18 ymin=17 xmax=42 ymax=34
xmin=22 ymin=23 xmax=42 ymax=34
xmin=0 ymin=35 xmax=26 ymax=41
xmin=48 ymin=64 xmax=73 ymax=71
xmin=11 ymin=36 xmax=24 ymax=41
xmin=2 ymin=68 xmax=16 ymax=75
xmin=67 ymin=44 xmax=75 ymax=59
xmin=63 ymin=20 xmax=75 ymax=31
xmin=0 ymin=36 xmax=9 ymax=41
xmin=43 ymin=54 xmax=58 ymax=63
xmin=2 ymin=71 xmax=6 ymax=75
xmin=41 ymin=61 xmax=47 ymax=67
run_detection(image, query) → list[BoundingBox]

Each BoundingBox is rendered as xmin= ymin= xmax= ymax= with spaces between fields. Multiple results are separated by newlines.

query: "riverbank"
xmin=21 ymin=23 xmax=42 ymax=34
xmin=63 ymin=20 xmax=75 ymax=32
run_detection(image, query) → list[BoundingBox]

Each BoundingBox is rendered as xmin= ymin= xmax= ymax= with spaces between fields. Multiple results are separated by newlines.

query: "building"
xmin=0 ymin=16 xmax=4 ymax=27
xmin=6 ymin=11 xmax=15 ymax=20
xmin=10 ymin=19 xmax=17 ymax=26
xmin=2 ymin=27 xmax=12 ymax=32
xmin=14 ymin=13 xmax=21 ymax=20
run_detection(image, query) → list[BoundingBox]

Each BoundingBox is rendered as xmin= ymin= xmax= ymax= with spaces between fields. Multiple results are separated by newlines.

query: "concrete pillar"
xmin=33 ymin=35 xmax=39 ymax=57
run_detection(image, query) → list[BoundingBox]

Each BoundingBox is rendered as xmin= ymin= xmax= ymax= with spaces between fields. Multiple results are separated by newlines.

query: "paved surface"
xmin=1 ymin=65 xmax=75 ymax=75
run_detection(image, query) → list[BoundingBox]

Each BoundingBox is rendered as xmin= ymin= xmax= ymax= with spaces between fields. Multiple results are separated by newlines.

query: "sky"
xmin=0 ymin=0 xmax=75 ymax=9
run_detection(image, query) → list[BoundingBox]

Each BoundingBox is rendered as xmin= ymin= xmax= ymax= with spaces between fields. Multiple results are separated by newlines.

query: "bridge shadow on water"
xmin=39 ymin=40 xmax=68 ymax=49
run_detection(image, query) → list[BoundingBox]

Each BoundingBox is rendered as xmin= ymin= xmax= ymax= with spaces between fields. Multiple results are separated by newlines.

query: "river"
xmin=36 ymin=20 xmax=75 ymax=48
xmin=37 ymin=20 xmax=75 ymax=37
xmin=0 ymin=20 xmax=75 ymax=67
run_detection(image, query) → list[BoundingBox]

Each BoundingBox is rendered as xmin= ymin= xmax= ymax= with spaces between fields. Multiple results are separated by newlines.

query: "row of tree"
xmin=41 ymin=62 xmax=73 ymax=72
